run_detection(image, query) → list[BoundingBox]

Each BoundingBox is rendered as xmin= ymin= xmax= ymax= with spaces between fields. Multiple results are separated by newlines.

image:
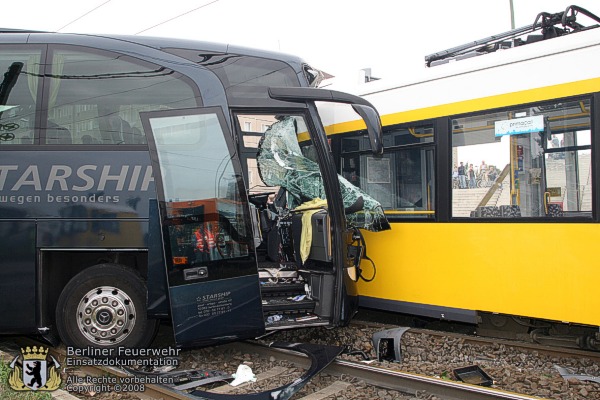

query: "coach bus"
xmin=322 ymin=5 xmax=600 ymax=349
xmin=0 ymin=28 xmax=389 ymax=351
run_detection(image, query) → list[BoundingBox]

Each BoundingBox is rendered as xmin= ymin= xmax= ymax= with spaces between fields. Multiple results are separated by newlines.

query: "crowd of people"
xmin=452 ymin=160 xmax=498 ymax=189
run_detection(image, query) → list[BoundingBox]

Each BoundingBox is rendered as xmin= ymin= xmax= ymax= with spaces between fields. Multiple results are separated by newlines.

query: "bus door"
xmin=141 ymin=107 xmax=264 ymax=348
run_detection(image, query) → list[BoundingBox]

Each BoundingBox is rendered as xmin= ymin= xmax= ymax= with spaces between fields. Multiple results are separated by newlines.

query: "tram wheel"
xmin=55 ymin=263 xmax=158 ymax=350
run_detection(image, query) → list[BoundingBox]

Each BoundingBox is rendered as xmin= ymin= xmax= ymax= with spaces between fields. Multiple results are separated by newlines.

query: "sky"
xmin=3 ymin=0 xmax=599 ymax=81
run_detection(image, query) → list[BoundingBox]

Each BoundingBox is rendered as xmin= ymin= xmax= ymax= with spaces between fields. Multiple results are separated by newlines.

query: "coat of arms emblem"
xmin=8 ymin=345 xmax=61 ymax=391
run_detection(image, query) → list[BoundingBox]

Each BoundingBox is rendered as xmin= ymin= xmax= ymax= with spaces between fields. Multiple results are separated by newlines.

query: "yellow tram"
xmin=322 ymin=5 xmax=600 ymax=348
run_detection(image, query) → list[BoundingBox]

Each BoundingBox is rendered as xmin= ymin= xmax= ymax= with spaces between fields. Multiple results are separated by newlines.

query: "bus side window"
xmin=0 ymin=48 xmax=42 ymax=145
xmin=44 ymin=47 xmax=198 ymax=145
xmin=46 ymin=121 xmax=72 ymax=144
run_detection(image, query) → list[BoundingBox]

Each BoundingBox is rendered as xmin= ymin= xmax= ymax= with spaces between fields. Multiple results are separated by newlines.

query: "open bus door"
xmin=141 ymin=107 xmax=265 ymax=348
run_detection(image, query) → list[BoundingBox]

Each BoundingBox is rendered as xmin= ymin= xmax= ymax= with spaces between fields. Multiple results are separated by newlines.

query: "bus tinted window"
xmin=46 ymin=48 xmax=199 ymax=145
xmin=451 ymin=98 xmax=592 ymax=218
xmin=163 ymin=50 xmax=299 ymax=89
xmin=0 ymin=48 xmax=42 ymax=145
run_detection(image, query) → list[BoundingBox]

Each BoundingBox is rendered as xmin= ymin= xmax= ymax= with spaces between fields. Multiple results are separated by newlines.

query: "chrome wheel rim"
xmin=76 ymin=286 xmax=136 ymax=345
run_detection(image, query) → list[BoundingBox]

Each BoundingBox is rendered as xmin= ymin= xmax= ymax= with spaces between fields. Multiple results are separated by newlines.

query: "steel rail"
xmin=327 ymin=359 xmax=542 ymax=400
xmin=6 ymin=337 xmax=543 ymax=400
xmin=235 ymin=341 xmax=543 ymax=400
xmin=85 ymin=364 xmax=198 ymax=400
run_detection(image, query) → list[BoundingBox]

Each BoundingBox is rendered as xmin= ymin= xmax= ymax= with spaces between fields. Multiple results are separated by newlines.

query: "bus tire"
xmin=55 ymin=263 xmax=158 ymax=350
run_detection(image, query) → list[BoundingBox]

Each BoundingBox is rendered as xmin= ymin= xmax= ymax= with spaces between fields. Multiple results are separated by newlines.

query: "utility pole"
xmin=509 ymin=0 xmax=516 ymax=29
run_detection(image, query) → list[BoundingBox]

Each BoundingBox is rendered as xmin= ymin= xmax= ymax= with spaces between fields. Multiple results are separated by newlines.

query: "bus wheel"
xmin=56 ymin=263 xmax=158 ymax=349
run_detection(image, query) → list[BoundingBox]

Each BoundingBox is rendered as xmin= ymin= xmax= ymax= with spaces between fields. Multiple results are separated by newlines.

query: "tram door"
xmin=141 ymin=107 xmax=264 ymax=347
xmin=542 ymin=128 xmax=592 ymax=216
xmin=505 ymin=102 xmax=591 ymax=218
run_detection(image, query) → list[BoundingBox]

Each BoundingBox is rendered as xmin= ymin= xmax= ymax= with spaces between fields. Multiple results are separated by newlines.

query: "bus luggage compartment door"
xmin=141 ymin=107 xmax=265 ymax=348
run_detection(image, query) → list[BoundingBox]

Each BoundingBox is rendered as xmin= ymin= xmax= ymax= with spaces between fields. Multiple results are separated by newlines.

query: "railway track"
xmin=1 ymin=337 xmax=544 ymax=400
xmin=235 ymin=341 xmax=543 ymax=400
xmin=350 ymin=319 xmax=600 ymax=364
xmin=430 ymin=329 xmax=600 ymax=364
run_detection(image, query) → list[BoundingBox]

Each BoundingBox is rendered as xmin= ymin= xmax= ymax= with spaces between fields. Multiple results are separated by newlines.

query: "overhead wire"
xmin=135 ymin=0 xmax=221 ymax=35
xmin=54 ymin=0 xmax=221 ymax=36
xmin=56 ymin=0 xmax=113 ymax=32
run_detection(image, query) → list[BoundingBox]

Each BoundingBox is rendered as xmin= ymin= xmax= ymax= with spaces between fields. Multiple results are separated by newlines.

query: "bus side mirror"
xmin=352 ymin=104 xmax=383 ymax=156
xmin=267 ymin=87 xmax=384 ymax=156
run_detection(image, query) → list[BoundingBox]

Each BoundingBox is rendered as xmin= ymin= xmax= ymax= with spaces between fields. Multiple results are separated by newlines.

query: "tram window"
xmin=0 ymin=48 xmax=42 ymax=145
xmin=340 ymin=125 xmax=435 ymax=218
xmin=451 ymin=98 xmax=592 ymax=219
xmin=46 ymin=48 xmax=198 ymax=145
xmin=341 ymin=125 xmax=433 ymax=153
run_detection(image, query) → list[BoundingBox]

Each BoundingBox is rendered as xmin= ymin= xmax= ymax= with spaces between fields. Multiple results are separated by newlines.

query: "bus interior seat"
xmin=478 ymin=206 xmax=502 ymax=218
xmin=252 ymin=197 xmax=277 ymax=261
xmin=474 ymin=205 xmax=521 ymax=218
xmin=131 ymin=127 xmax=145 ymax=144
xmin=19 ymin=135 xmax=32 ymax=144
xmin=248 ymin=189 xmax=294 ymax=263
xmin=108 ymin=116 xmax=134 ymax=144
xmin=248 ymin=203 xmax=262 ymax=249
xmin=499 ymin=205 xmax=521 ymax=217
xmin=81 ymin=134 xmax=100 ymax=144
xmin=291 ymin=209 xmax=330 ymax=268
xmin=46 ymin=121 xmax=72 ymax=144
xmin=264 ymin=190 xmax=287 ymax=262
xmin=546 ymin=203 xmax=564 ymax=217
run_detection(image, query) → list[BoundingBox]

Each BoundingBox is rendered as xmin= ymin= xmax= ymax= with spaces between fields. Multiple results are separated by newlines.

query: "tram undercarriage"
xmin=477 ymin=312 xmax=600 ymax=351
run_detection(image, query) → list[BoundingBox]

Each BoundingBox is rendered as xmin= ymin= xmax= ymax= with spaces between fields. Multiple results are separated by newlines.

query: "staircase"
xmin=452 ymin=185 xmax=506 ymax=217
xmin=258 ymin=262 xmax=327 ymax=328
xmin=452 ymin=188 xmax=489 ymax=217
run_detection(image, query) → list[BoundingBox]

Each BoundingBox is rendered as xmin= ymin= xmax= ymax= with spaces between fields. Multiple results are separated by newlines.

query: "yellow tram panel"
xmin=359 ymin=223 xmax=600 ymax=327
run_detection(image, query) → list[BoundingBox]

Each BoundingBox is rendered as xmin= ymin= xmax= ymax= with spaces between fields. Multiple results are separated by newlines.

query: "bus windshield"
xmin=254 ymin=115 xmax=389 ymax=231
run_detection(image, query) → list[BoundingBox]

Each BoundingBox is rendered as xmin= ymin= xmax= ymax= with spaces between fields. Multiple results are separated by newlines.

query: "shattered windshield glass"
xmin=257 ymin=117 xmax=390 ymax=231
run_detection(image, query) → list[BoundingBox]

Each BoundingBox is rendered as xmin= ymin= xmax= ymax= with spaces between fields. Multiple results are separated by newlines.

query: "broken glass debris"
xmin=257 ymin=117 xmax=390 ymax=231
